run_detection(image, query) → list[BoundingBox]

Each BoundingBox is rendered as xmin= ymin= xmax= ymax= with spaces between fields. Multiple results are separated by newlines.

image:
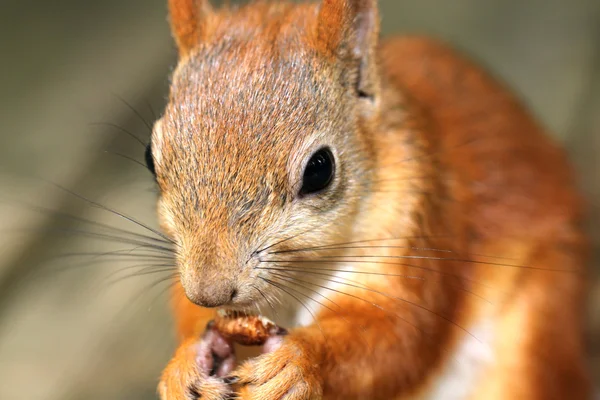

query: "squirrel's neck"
xmin=355 ymin=72 xmax=462 ymax=251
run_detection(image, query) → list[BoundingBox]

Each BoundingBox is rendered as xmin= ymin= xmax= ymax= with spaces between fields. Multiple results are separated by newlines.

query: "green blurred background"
xmin=0 ymin=0 xmax=598 ymax=399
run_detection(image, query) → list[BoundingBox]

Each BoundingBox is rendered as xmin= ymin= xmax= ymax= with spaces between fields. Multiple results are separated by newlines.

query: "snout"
xmin=182 ymin=280 xmax=238 ymax=308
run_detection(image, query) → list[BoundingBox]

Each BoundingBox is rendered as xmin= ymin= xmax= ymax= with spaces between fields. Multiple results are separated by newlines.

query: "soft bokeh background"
xmin=0 ymin=0 xmax=598 ymax=399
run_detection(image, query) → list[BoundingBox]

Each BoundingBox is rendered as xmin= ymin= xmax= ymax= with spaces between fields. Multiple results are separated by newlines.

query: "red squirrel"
xmin=150 ymin=0 xmax=591 ymax=398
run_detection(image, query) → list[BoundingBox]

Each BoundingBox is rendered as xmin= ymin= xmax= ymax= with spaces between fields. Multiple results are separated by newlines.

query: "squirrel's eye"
xmin=299 ymin=147 xmax=335 ymax=196
xmin=145 ymin=143 xmax=156 ymax=176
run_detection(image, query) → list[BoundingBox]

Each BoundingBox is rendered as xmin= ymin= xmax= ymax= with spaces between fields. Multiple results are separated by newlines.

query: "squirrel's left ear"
xmin=316 ymin=0 xmax=380 ymax=100
xmin=168 ymin=0 xmax=213 ymax=57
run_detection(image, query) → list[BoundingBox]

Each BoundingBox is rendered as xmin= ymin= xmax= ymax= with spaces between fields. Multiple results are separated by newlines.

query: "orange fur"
xmin=168 ymin=0 xmax=213 ymax=57
xmin=154 ymin=1 xmax=590 ymax=399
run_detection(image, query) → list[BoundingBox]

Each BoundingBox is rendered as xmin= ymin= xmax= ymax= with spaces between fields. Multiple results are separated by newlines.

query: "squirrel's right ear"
xmin=168 ymin=0 xmax=213 ymax=57
xmin=316 ymin=0 xmax=380 ymax=100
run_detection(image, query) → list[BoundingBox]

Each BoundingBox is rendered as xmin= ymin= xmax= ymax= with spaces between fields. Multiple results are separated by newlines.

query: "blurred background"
xmin=0 ymin=0 xmax=598 ymax=399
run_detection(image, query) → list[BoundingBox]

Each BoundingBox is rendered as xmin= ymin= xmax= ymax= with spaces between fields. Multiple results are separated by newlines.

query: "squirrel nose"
xmin=184 ymin=282 xmax=238 ymax=308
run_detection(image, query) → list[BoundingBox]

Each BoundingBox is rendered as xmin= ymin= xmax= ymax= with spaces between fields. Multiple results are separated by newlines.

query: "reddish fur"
xmin=168 ymin=0 xmax=213 ymax=56
xmin=156 ymin=1 xmax=590 ymax=399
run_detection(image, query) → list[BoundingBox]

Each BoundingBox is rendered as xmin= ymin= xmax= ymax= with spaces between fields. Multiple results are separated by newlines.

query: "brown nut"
xmin=213 ymin=309 xmax=285 ymax=346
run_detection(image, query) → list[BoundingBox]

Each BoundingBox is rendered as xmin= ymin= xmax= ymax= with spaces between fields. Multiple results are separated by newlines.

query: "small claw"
xmin=270 ymin=326 xmax=288 ymax=336
xmin=216 ymin=355 xmax=236 ymax=377
xmin=187 ymin=385 xmax=202 ymax=400
xmin=223 ymin=375 xmax=239 ymax=385
xmin=204 ymin=319 xmax=216 ymax=333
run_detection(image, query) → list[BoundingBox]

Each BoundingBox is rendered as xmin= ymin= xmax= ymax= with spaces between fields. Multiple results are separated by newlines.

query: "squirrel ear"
xmin=317 ymin=0 xmax=380 ymax=99
xmin=168 ymin=0 xmax=213 ymax=57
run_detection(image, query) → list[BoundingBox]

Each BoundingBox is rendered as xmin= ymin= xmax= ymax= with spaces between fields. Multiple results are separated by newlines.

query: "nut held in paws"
xmin=213 ymin=309 xmax=285 ymax=346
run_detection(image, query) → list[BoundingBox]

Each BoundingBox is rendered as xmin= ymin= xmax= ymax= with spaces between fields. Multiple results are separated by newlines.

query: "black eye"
xmin=145 ymin=143 xmax=156 ymax=176
xmin=299 ymin=147 xmax=335 ymax=196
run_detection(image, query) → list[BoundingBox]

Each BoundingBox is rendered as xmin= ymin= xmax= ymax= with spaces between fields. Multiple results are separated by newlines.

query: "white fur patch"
xmin=293 ymin=266 xmax=353 ymax=327
xmin=421 ymin=319 xmax=495 ymax=399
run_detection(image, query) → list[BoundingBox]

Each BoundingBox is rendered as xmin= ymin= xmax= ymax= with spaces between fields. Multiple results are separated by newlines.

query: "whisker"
xmin=255 ymin=214 xmax=349 ymax=255
xmin=104 ymin=150 xmax=148 ymax=170
xmin=259 ymin=264 xmax=422 ymax=282
xmin=47 ymin=257 xmax=173 ymax=276
xmin=269 ymin=244 xmax=452 ymax=255
xmin=98 ymin=262 xmax=175 ymax=281
xmin=53 ymin=251 xmax=173 ymax=261
xmin=113 ymin=93 xmax=154 ymax=133
xmin=89 ymin=121 xmax=146 ymax=147
xmin=266 ymin=235 xmax=452 ymax=255
xmin=266 ymin=271 xmax=455 ymax=356
xmin=10 ymin=202 xmax=172 ymax=245
xmin=255 ymin=226 xmax=321 ymax=254
xmin=259 ymin=260 xmax=496 ymax=292
xmin=102 ymin=273 xmax=179 ymax=324
xmin=269 ymin=266 xmax=480 ymax=344
xmin=88 ymin=246 xmax=173 ymax=259
xmin=27 ymin=227 xmax=174 ymax=253
xmin=258 ymin=265 xmax=491 ymax=304
xmin=146 ymin=100 xmax=158 ymax=122
xmin=259 ymin=276 xmax=328 ymax=345
xmin=102 ymin=266 xmax=177 ymax=289
xmin=278 ymin=254 xmax=573 ymax=272
xmin=269 ymin=272 xmax=373 ymax=351
xmin=146 ymin=279 xmax=180 ymax=313
xmin=269 ymin=245 xmax=516 ymax=262
xmin=251 ymin=284 xmax=279 ymax=320
xmin=45 ymin=181 xmax=174 ymax=244
xmin=129 ymin=273 xmax=179 ymax=303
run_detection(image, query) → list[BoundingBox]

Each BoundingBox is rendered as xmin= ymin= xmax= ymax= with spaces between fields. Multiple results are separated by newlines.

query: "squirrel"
xmin=150 ymin=0 xmax=591 ymax=399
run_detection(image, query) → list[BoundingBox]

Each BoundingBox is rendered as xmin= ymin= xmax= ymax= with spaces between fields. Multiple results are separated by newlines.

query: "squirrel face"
xmin=149 ymin=2 xmax=380 ymax=309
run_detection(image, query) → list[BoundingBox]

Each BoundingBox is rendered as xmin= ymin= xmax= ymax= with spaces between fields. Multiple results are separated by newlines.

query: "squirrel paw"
xmin=232 ymin=337 xmax=322 ymax=400
xmin=158 ymin=322 xmax=236 ymax=400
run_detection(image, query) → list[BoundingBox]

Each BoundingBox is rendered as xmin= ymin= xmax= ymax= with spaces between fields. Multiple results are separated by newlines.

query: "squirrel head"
xmin=151 ymin=0 xmax=382 ymax=309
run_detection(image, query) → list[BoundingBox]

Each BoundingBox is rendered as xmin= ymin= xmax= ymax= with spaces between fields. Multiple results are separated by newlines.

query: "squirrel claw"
xmin=158 ymin=324 xmax=236 ymax=400
xmin=234 ymin=338 xmax=322 ymax=400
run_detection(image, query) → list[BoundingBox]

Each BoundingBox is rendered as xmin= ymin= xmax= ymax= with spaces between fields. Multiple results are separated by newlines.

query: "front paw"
xmin=158 ymin=323 xmax=236 ymax=400
xmin=233 ymin=337 xmax=322 ymax=400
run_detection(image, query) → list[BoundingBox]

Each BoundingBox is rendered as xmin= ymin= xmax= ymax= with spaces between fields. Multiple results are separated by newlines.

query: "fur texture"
xmin=153 ymin=1 xmax=590 ymax=399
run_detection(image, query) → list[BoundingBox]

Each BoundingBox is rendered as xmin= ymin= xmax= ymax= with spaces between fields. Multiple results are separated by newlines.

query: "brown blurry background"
xmin=0 ymin=0 xmax=598 ymax=399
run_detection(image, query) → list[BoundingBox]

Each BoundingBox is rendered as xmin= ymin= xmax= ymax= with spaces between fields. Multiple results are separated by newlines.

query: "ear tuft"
xmin=168 ymin=0 xmax=213 ymax=57
xmin=316 ymin=0 xmax=380 ymax=99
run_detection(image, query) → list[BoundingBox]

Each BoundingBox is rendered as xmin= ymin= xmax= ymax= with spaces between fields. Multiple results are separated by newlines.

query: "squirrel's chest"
xmin=251 ymin=266 xmax=353 ymax=329
xmin=265 ymin=270 xmax=496 ymax=400
xmin=265 ymin=267 xmax=354 ymax=329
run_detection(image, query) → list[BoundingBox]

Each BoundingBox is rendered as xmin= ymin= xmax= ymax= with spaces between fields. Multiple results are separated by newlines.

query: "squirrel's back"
xmin=381 ymin=37 xmax=584 ymax=241
xmin=379 ymin=36 xmax=589 ymax=399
